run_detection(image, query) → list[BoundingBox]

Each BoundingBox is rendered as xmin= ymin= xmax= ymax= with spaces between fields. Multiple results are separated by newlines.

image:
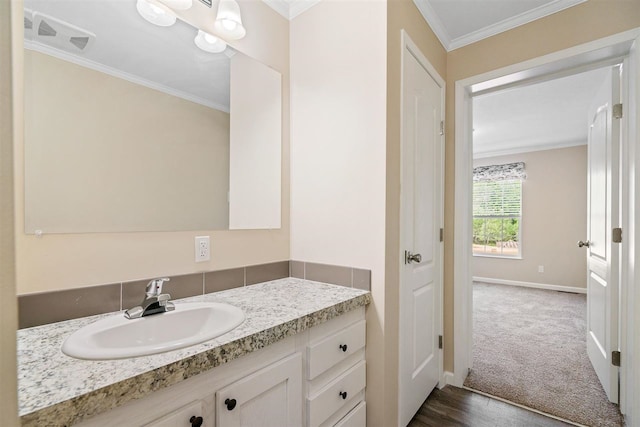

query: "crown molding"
xmin=414 ymin=0 xmax=587 ymax=52
xmin=24 ymin=40 xmax=229 ymax=113
xmin=261 ymin=0 xmax=321 ymax=20
xmin=261 ymin=0 xmax=290 ymax=19
xmin=473 ymin=138 xmax=586 ymax=159
xmin=411 ymin=0 xmax=451 ymax=51
xmin=449 ymin=0 xmax=587 ymax=51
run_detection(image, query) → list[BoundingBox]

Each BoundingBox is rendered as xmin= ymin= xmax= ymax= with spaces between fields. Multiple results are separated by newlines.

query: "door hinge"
xmin=439 ymin=228 xmax=444 ymax=242
xmin=613 ymin=103 xmax=623 ymax=119
xmin=613 ymin=227 xmax=622 ymax=243
xmin=439 ymin=121 xmax=444 ymax=136
xmin=612 ymin=350 xmax=621 ymax=367
xmin=438 ymin=335 xmax=443 ymax=349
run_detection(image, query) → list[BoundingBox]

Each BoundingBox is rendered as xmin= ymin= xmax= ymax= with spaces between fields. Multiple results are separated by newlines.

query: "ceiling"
xmin=472 ymin=66 xmax=610 ymax=159
xmin=263 ymin=0 xmax=588 ymax=51
xmin=413 ymin=0 xmax=587 ymax=51
xmin=24 ymin=0 xmax=231 ymax=111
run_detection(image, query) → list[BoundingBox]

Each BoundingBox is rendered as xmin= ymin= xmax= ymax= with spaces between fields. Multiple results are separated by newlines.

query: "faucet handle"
xmin=146 ymin=277 xmax=170 ymax=297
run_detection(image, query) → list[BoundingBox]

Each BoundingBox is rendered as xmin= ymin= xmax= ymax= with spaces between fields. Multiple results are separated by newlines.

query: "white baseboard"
xmin=473 ymin=276 xmax=586 ymax=294
xmin=441 ymin=371 xmax=459 ymax=388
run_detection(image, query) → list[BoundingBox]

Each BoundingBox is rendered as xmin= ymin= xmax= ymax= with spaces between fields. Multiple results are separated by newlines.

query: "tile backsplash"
xmin=290 ymin=260 xmax=372 ymax=291
xmin=18 ymin=260 xmax=371 ymax=329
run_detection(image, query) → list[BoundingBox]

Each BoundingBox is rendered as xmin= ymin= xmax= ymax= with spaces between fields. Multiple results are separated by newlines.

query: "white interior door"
xmin=399 ymin=34 xmax=444 ymax=426
xmin=584 ymin=65 xmax=621 ymax=404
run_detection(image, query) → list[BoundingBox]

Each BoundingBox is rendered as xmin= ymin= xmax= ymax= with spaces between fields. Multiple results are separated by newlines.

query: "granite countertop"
xmin=18 ymin=278 xmax=371 ymax=426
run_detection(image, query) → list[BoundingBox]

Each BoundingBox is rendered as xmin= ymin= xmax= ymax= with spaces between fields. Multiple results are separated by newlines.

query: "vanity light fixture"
xmin=213 ymin=0 xmax=246 ymax=40
xmin=159 ymin=0 xmax=193 ymax=10
xmin=194 ymin=29 xmax=227 ymax=53
xmin=136 ymin=0 xmax=177 ymax=26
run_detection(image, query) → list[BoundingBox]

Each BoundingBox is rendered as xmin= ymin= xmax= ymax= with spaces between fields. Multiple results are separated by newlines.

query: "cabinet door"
xmin=217 ymin=353 xmax=302 ymax=427
xmin=142 ymin=400 xmax=206 ymax=427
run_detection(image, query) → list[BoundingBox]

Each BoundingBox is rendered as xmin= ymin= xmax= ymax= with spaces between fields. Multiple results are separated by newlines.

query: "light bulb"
xmin=214 ymin=0 xmax=246 ymax=40
xmin=148 ymin=2 xmax=164 ymax=14
xmin=136 ymin=0 xmax=176 ymax=26
xmin=158 ymin=0 xmax=193 ymax=10
xmin=221 ymin=19 xmax=237 ymax=31
xmin=194 ymin=30 xmax=227 ymax=53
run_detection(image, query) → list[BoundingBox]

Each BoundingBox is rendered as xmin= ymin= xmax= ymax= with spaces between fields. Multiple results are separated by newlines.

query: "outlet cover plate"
xmin=195 ymin=236 xmax=210 ymax=262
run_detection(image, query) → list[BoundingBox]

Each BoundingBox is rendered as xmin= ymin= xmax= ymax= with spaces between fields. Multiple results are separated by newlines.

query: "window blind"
xmin=473 ymin=179 xmax=522 ymax=217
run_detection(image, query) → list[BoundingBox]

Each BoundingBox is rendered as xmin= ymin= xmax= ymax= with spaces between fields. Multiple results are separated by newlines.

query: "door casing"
xmin=452 ymin=28 xmax=640 ymax=422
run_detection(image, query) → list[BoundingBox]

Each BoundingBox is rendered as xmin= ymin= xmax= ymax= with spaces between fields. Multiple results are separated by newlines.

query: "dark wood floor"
xmin=408 ymin=386 xmax=574 ymax=427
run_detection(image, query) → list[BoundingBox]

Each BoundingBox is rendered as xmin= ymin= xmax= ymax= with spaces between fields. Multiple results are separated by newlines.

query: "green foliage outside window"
xmin=472 ymin=179 xmax=522 ymax=257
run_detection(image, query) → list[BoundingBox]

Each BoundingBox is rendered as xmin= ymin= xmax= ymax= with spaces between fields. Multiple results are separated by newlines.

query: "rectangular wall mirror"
xmin=23 ymin=0 xmax=282 ymax=234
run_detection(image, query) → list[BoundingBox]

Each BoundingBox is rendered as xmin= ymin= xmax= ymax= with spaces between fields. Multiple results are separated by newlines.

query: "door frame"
xmin=399 ymin=28 xmax=445 ymax=422
xmin=452 ymin=28 xmax=640 ymax=422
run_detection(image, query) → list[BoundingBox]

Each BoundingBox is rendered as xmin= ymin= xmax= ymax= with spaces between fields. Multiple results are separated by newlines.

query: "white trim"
xmin=619 ymin=39 xmax=640 ymax=420
xmin=411 ymin=0 xmax=451 ymax=52
xmin=474 ymin=138 xmax=586 ymax=159
xmin=412 ymin=0 xmax=585 ymax=52
xmin=24 ymin=41 xmax=230 ymax=113
xmin=440 ymin=371 xmax=457 ymax=388
xmin=454 ymin=77 xmax=474 ymax=387
xmin=448 ymin=0 xmax=587 ymax=51
xmin=261 ymin=0 xmax=321 ymax=20
xmin=260 ymin=0 xmax=290 ymax=19
xmin=473 ymin=276 xmax=587 ymax=294
xmin=454 ymin=28 xmax=640 ymax=419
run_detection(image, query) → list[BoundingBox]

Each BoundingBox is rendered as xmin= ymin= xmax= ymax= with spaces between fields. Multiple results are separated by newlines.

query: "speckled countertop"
xmin=18 ymin=278 xmax=370 ymax=426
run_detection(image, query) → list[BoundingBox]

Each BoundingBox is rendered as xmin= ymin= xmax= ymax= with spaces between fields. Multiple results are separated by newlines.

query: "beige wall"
xmin=2 ymin=1 xmax=18 ymax=425
xmin=24 ymin=50 xmax=230 ymax=233
xmin=289 ymin=2 xmax=388 ymax=426
xmin=386 ymin=0 xmax=447 ymax=424
xmin=473 ymin=146 xmax=588 ymax=288
xmin=15 ymin=0 xmax=290 ymax=294
xmin=444 ymin=0 xmax=640 ymax=374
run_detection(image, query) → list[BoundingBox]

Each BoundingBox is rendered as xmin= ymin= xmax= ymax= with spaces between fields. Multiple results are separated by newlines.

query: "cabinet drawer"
xmin=334 ymin=401 xmax=366 ymax=427
xmin=308 ymin=320 xmax=365 ymax=379
xmin=142 ymin=400 xmax=206 ymax=427
xmin=307 ymin=361 xmax=366 ymax=427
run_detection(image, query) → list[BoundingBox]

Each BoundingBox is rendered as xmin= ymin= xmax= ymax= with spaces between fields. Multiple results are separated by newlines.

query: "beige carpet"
xmin=464 ymin=282 xmax=624 ymax=427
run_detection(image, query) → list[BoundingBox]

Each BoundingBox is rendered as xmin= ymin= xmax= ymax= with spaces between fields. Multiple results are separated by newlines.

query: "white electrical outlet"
xmin=195 ymin=236 xmax=210 ymax=262
xmin=538 ymin=265 xmax=544 ymax=273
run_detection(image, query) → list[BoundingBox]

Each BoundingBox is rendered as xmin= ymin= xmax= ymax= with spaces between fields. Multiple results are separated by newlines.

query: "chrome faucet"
xmin=124 ymin=277 xmax=175 ymax=319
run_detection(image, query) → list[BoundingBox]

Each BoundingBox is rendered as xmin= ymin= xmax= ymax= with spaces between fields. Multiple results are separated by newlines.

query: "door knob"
xmin=405 ymin=251 xmax=422 ymax=264
xmin=577 ymin=240 xmax=591 ymax=248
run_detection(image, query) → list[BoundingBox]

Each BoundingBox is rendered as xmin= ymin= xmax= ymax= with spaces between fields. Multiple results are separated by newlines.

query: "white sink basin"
xmin=61 ymin=302 xmax=245 ymax=360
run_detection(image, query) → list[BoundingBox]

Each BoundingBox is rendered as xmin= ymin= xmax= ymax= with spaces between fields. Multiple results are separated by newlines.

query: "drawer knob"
xmin=225 ymin=398 xmax=237 ymax=411
xmin=339 ymin=391 xmax=348 ymax=400
xmin=339 ymin=344 xmax=348 ymax=352
xmin=189 ymin=416 xmax=203 ymax=427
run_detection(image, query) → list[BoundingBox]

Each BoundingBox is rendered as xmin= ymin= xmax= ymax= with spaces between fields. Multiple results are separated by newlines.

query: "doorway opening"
xmin=453 ymin=28 xmax=640 ymax=426
xmin=464 ymin=64 xmax=623 ymax=426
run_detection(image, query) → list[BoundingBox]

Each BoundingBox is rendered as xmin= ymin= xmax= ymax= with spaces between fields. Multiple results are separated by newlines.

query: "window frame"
xmin=472 ymin=178 xmax=523 ymax=259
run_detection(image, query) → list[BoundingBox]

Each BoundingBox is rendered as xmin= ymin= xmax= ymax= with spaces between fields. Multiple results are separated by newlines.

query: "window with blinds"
xmin=472 ymin=179 xmax=522 ymax=257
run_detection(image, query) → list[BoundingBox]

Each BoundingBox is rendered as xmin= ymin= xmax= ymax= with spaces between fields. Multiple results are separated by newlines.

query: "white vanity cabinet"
xmin=216 ymin=353 xmax=301 ymax=427
xmin=303 ymin=307 xmax=366 ymax=427
xmin=74 ymin=308 xmax=365 ymax=427
xmin=142 ymin=400 xmax=207 ymax=427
